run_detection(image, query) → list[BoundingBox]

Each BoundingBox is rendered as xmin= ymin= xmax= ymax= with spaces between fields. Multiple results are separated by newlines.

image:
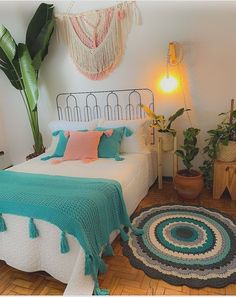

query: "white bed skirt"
xmin=0 ymin=151 xmax=157 ymax=295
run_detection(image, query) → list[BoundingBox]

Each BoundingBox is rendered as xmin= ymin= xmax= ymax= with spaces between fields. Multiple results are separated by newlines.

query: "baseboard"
xmin=161 ymin=176 xmax=173 ymax=182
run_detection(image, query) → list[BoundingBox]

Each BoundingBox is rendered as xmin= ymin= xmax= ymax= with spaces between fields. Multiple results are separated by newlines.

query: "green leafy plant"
xmin=141 ymin=105 xmax=190 ymax=136
xmin=175 ymin=127 xmax=201 ymax=176
xmin=200 ymin=109 xmax=236 ymax=189
xmin=0 ymin=3 xmax=54 ymax=156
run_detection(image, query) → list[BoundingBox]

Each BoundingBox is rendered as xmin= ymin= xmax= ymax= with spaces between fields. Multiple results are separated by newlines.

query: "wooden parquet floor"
xmin=1 ymin=182 xmax=236 ymax=295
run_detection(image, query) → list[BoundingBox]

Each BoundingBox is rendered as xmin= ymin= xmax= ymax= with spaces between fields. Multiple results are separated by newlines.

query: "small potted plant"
xmin=142 ymin=105 xmax=190 ymax=151
xmin=214 ymin=107 xmax=236 ymax=162
xmin=174 ymin=127 xmax=204 ymax=199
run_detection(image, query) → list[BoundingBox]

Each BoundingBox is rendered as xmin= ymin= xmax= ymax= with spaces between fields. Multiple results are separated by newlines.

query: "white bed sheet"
xmin=0 ymin=151 xmax=157 ymax=295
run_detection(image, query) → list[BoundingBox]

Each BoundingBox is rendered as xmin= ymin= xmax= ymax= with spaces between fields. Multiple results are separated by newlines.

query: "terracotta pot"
xmin=159 ymin=132 xmax=174 ymax=152
xmin=217 ymin=141 xmax=236 ymax=162
xmin=174 ymin=170 xmax=204 ymax=199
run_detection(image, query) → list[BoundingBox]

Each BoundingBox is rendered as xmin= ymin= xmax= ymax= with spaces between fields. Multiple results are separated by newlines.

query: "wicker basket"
xmin=217 ymin=141 xmax=236 ymax=162
xmin=159 ymin=132 xmax=174 ymax=152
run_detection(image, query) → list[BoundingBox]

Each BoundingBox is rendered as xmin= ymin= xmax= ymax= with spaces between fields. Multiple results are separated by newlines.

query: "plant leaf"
xmin=26 ymin=3 xmax=54 ymax=71
xmin=175 ymin=150 xmax=185 ymax=158
xmin=232 ymin=110 xmax=236 ymax=119
xmin=31 ymin=19 xmax=54 ymax=71
xmin=167 ymin=108 xmax=190 ymax=129
xmin=18 ymin=43 xmax=38 ymax=111
xmin=141 ymin=104 xmax=157 ymax=119
xmin=0 ymin=25 xmax=22 ymax=90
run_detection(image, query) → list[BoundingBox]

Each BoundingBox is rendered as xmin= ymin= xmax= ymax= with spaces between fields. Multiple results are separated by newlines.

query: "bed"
xmin=0 ymin=88 xmax=157 ymax=295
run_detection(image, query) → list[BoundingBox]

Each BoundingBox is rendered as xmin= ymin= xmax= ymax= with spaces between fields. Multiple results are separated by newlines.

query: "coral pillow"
xmin=41 ymin=129 xmax=88 ymax=161
xmin=63 ymin=131 xmax=104 ymax=162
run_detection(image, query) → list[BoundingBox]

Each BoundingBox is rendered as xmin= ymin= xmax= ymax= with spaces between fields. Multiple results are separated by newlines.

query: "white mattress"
xmin=0 ymin=151 xmax=157 ymax=295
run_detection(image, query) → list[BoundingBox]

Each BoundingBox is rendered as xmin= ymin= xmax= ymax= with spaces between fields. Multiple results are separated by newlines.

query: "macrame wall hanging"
xmin=55 ymin=2 xmax=142 ymax=80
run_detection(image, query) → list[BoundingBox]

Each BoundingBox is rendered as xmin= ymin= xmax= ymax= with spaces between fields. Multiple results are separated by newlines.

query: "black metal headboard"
xmin=56 ymin=88 xmax=155 ymax=143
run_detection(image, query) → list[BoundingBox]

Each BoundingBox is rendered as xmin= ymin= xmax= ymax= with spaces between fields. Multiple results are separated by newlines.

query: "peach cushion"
xmin=63 ymin=131 xmax=103 ymax=162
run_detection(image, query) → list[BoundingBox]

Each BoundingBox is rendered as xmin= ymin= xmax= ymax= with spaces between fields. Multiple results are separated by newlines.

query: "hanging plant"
xmin=0 ymin=3 xmax=54 ymax=158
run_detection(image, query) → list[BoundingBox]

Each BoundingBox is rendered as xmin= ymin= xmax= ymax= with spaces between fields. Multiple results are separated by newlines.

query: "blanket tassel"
xmin=119 ymin=227 xmax=129 ymax=241
xmin=115 ymin=154 xmax=124 ymax=161
xmin=103 ymin=243 xmax=114 ymax=256
xmin=98 ymin=258 xmax=107 ymax=274
xmin=0 ymin=214 xmax=6 ymax=232
xmin=85 ymin=254 xmax=92 ymax=275
xmin=41 ymin=155 xmax=55 ymax=161
xmin=94 ymin=282 xmax=109 ymax=295
xmin=60 ymin=231 xmax=70 ymax=253
xmin=29 ymin=218 xmax=39 ymax=238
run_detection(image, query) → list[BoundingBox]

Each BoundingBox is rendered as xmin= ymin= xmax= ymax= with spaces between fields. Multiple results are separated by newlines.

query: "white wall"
xmin=0 ymin=1 xmax=236 ymax=175
xmin=0 ymin=113 xmax=11 ymax=169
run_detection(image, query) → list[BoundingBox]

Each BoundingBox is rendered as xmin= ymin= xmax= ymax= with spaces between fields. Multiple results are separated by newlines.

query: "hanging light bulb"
xmin=159 ymin=42 xmax=179 ymax=93
xmin=159 ymin=75 xmax=178 ymax=93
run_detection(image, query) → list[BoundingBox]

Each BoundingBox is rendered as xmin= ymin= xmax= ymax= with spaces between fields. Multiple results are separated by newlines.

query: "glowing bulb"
xmin=159 ymin=76 xmax=178 ymax=93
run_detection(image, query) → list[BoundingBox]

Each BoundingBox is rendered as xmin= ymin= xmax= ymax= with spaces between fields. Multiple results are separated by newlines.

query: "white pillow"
xmin=46 ymin=120 xmax=98 ymax=153
xmin=98 ymin=119 xmax=151 ymax=153
xmin=48 ymin=120 xmax=98 ymax=132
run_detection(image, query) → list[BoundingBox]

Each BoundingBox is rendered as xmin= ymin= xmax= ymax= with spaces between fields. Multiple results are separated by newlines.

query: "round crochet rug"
xmin=122 ymin=204 xmax=236 ymax=288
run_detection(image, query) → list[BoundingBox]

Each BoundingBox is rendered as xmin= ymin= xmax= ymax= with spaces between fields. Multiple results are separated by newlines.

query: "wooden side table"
xmin=157 ymin=134 xmax=178 ymax=189
xmin=213 ymin=161 xmax=236 ymax=200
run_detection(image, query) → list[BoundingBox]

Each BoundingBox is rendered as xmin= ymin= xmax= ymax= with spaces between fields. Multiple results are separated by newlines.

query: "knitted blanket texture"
xmin=0 ymin=170 xmax=138 ymax=293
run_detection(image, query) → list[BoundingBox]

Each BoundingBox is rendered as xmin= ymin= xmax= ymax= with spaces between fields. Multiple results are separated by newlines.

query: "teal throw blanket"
xmin=0 ymin=170 xmax=142 ymax=294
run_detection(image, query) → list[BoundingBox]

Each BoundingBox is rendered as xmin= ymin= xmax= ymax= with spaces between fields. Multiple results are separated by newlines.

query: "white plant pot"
xmin=217 ymin=141 xmax=236 ymax=162
xmin=159 ymin=132 xmax=174 ymax=152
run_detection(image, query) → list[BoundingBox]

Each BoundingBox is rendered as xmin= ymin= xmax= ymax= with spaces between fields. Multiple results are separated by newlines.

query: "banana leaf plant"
xmin=0 ymin=3 xmax=54 ymax=156
xmin=141 ymin=105 xmax=190 ymax=136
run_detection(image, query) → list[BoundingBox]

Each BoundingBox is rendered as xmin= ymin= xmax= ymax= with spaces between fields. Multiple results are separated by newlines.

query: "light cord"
xmin=177 ymin=63 xmax=193 ymax=127
xmin=166 ymin=42 xmax=192 ymax=127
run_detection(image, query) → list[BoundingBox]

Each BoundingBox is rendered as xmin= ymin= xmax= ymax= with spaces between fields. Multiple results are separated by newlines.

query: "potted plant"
xmin=174 ymin=127 xmax=203 ymax=199
xmin=200 ymin=101 xmax=236 ymax=189
xmin=142 ymin=105 xmax=190 ymax=151
xmin=0 ymin=3 xmax=54 ymax=159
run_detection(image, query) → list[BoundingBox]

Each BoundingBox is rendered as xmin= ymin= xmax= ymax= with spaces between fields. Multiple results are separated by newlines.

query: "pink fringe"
xmin=104 ymin=129 xmax=113 ymax=137
xmin=69 ymin=8 xmax=113 ymax=49
xmin=51 ymin=158 xmax=98 ymax=165
xmin=70 ymin=16 xmax=94 ymax=48
xmin=78 ymin=60 xmax=119 ymax=80
xmin=82 ymin=158 xmax=97 ymax=163
xmin=117 ymin=9 xmax=125 ymax=20
xmin=51 ymin=159 xmax=63 ymax=165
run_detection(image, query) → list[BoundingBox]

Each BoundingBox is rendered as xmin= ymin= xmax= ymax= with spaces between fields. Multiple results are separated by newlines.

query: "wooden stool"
xmin=213 ymin=161 xmax=236 ymax=200
xmin=157 ymin=134 xmax=178 ymax=189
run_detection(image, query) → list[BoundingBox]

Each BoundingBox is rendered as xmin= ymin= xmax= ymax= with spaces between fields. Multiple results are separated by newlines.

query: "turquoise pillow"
xmin=41 ymin=129 xmax=87 ymax=161
xmin=52 ymin=130 xmax=69 ymax=157
xmin=96 ymin=127 xmax=133 ymax=160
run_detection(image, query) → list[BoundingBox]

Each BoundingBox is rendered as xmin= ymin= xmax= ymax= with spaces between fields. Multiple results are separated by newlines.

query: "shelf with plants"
xmin=200 ymin=100 xmax=236 ymax=190
xmin=141 ymin=105 xmax=190 ymax=188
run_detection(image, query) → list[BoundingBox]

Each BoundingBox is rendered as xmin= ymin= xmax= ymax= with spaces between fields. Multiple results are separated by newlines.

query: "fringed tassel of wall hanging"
xmin=55 ymin=2 xmax=142 ymax=80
